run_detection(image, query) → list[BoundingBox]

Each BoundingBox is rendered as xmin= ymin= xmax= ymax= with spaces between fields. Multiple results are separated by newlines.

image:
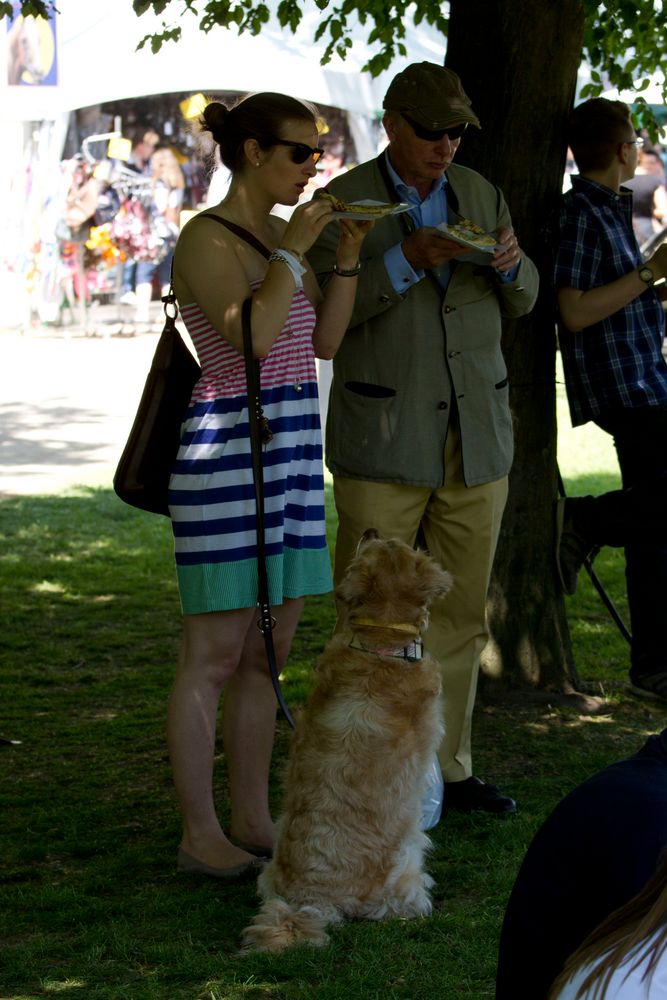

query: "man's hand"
xmin=402 ymin=227 xmax=469 ymax=271
xmin=647 ymin=244 xmax=667 ymax=283
xmin=492 ymin=228 xmax=523 ymax=274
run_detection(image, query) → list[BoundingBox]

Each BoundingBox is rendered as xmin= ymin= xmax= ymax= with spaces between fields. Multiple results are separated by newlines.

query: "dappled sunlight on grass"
xmin=43 ymin=980 xmax=87 ymax=992
xmin=564 ymin=714 xmax=615 ymax=726
xmin=32 ymin=580 xmax=66 ymax=594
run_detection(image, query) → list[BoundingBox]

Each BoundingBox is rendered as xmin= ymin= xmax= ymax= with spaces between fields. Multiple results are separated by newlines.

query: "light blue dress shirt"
xmin=382 ymin=151 xmax=517 ymax=293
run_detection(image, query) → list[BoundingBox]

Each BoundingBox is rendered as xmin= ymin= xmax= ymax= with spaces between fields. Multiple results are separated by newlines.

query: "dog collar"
xmin=348 ymin=636 xmax=424 ymax=662
xmin=349 ymin=617 xmax=418 ymax=635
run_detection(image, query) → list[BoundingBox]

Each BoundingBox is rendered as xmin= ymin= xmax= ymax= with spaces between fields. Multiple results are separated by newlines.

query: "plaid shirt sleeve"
xmin=553 ymin=196 xmax=602 ymax=291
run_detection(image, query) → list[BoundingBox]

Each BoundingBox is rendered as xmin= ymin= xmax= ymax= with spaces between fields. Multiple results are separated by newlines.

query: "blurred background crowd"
xmin=8 ymin=93 xmax=359 ymax=336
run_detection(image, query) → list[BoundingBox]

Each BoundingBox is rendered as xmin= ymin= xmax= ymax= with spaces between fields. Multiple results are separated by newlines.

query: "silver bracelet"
xmin=333 ymin=262 xmax=361 ymax=277
xmin=269 ymin=248 xmax=306 ymax=289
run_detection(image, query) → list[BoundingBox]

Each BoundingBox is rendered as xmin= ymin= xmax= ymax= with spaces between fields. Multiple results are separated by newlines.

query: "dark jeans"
xmin=595 ymin=407 xmax=667 ymax=679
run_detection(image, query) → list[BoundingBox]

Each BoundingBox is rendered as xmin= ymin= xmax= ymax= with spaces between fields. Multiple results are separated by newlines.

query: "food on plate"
xmin=438 ymin=218 xmax=498 ymax=250
xmin=318 ymin=192 xmax=407 ymax=217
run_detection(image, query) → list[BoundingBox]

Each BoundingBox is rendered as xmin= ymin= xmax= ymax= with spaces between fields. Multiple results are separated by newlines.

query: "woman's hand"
xmin=335 ymin=218 xmax=373 ymax=270
xmin=282 ymin=198 xmax=336 ymax=257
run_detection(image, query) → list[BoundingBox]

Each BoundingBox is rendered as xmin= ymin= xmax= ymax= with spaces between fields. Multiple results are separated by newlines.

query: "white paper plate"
xmin=436 ymin=221 xmax=498 ymax=254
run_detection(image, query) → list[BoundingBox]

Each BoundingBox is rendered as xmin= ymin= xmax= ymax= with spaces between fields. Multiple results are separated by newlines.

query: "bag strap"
xmin=194 ymin=214 xmax=295 ymax=728
xmin=240 ymin=298 xmax=296 ymax=730
xmin=160 ymin=256 xmax=181 ymax=329
xmin=198 ymin=212 xmax=271 ymax=260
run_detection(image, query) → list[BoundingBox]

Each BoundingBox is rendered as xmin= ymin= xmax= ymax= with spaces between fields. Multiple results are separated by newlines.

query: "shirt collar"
xmin=383 ymin=150 xmax=448 ymax=204
xmin=570 ymin=174 xmax=633 ymax=208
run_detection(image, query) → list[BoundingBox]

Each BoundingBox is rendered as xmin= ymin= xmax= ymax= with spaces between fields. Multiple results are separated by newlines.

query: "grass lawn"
xmin=1 ymin=364 xmax=664 ymax=999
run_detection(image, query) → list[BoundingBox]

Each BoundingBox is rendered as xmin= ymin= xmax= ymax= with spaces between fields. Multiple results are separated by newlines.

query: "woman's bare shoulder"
xmin=178 ymin=211 xmax=236 ymax=248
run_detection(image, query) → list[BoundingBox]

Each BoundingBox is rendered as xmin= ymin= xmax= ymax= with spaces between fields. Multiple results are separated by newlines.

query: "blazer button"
xmin=444 ymin=305 xmax=457 ymax=314
xmin=448 ymin=350 xmax=461 ymax=358
xmin=379 ymin=294 xmax=390 ymax=303
xmin=438 ymin=401 xmax=448 ymax=410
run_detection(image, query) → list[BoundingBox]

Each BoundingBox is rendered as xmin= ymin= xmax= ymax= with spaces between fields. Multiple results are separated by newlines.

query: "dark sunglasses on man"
xmin=270 ymin=139 xmax=325 ymax=164
xmin=401 ymin=113 xmax=468 ymax=143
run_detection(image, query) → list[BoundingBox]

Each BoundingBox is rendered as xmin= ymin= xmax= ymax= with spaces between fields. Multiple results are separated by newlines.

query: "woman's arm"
xmin=310 ymin=218 xmax=373 ymax=359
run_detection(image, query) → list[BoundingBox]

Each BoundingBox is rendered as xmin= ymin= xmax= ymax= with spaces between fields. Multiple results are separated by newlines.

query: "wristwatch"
xmin=638 ymin=265 xmax=655 ymax=285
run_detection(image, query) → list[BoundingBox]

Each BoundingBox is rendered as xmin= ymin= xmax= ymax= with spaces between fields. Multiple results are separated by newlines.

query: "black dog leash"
xmin=241 ymin=297 xmax=297 ymax=729
xmin=198 ymin=213 xmax=297 ymax=728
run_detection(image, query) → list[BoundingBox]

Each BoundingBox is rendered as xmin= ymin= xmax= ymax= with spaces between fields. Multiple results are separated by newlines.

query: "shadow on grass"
xmin=1 ymin=480 xmax=663 ymax=1000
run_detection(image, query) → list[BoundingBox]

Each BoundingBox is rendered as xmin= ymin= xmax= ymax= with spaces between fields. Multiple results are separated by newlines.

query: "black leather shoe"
xmin=628 ymin=671 xmax=667 ymax=704
xmin=445 ymin=776 xmax=516 ymax=815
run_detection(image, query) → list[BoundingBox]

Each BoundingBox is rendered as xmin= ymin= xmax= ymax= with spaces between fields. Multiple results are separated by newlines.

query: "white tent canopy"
xmin=1 ymin=1 xmax=447 ymax=122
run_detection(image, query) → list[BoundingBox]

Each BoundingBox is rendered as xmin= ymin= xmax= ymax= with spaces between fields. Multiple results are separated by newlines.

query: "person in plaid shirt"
xmin=554 ymin=97 xmax=667 ymax=702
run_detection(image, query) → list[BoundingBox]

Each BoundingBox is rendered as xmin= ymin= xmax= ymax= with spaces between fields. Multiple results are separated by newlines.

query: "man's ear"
xmin=617 ymin=141 xmax=632 ymax=167
xmin=383 ymin=112 xmax=400 ymax=143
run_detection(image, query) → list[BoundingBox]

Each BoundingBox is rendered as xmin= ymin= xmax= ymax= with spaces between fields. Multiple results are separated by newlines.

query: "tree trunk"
xmin=446 ymin=0 xmax=586 ymax=691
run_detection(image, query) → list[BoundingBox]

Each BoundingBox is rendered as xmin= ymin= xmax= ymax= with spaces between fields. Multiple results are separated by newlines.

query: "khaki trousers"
xmin=332 ymin=421 xmax=508 ymax=782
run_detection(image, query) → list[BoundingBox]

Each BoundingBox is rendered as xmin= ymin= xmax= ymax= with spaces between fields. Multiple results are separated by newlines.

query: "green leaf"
xmin=3 ymin=0 xmax=54 ymax=17
xmin=133 ymin=0 xmax=174 ymax=14
xmin=276 ymin=0 xmax=303 ymax=32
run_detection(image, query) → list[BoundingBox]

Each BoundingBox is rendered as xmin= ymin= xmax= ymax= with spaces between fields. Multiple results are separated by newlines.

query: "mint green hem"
xmin=177 ymin=549 xmax=333 ymax=615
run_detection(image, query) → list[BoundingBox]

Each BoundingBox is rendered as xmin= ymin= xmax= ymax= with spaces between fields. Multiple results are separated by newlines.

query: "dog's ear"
xmin=412 ymin=550 xmax=453 ymax=604
xmin=335 ymin=560 xmax=379 ymax=609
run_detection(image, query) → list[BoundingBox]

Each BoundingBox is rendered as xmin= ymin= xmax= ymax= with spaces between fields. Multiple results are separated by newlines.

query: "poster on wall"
xmin=6 ymin=2 xmax=58 ymax=87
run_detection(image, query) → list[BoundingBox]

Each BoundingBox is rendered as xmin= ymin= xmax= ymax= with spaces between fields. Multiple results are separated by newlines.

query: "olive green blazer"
xmin=307 ymin=157 xmax=539 ymax=487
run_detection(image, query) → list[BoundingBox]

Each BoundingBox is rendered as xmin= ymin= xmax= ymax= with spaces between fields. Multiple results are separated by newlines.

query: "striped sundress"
xmin=168 ymin=287 xmax=333 ymax=615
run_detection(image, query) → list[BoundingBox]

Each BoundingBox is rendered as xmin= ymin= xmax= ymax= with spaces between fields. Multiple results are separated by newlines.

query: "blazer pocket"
xmin=344 ymin=381 xmax=397 ymax=399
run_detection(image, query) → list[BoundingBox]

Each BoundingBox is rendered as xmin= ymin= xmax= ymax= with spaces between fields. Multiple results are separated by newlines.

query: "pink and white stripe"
xmin=181 ymin=291 xmax=317 ymax=401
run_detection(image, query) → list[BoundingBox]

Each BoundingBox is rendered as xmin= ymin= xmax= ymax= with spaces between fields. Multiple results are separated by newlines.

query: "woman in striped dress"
xmin=168 ymin=93 xmax=371 ymax=880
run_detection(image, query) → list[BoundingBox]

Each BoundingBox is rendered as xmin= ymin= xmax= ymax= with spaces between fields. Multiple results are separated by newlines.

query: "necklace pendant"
xmin=294 ymin=380 xmax=302 ymax=392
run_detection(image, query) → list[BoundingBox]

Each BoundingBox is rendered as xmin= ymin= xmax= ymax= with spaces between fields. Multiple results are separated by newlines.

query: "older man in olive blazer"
xmin=308 ymin=62 xmax=539 ymax=815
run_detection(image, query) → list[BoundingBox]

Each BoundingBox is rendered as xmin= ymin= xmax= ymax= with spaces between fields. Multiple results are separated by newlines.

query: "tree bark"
xmin=446 ymin=0 xmax=587 ymax=691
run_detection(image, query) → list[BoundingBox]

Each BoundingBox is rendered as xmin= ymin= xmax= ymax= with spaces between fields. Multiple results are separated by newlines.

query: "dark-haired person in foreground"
xmin=308 ymin=62 xmax=538 ymax=815
xmin=548 ymin=849 xmax=667 ymax=998
xmin=496 ymin=730 xmax=667 ymax=998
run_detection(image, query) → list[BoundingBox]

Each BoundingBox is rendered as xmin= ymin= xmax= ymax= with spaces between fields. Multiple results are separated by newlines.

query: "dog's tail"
xmin=241 ymin=897 xmax=335 ymax=953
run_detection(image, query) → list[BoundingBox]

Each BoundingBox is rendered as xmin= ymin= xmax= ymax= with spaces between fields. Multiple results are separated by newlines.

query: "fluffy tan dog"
xmin=241 ymin=529 xmax=452 ymax=952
